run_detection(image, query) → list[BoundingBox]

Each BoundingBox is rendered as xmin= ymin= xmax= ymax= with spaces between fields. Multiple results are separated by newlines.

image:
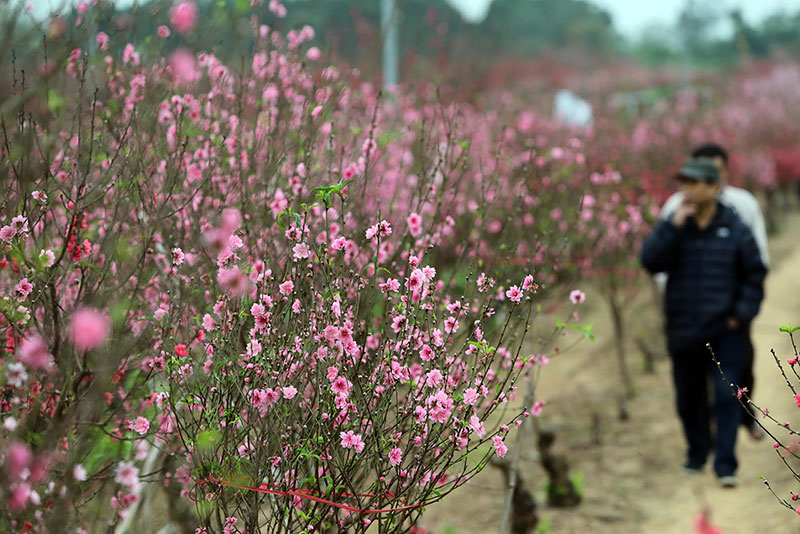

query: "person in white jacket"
xmin=659 ymin=143 xmax=769 ymax=441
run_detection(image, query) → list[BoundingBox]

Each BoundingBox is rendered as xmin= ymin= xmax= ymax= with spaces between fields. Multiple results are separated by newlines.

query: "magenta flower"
xmin=388 ymin=447 xmax=402 ymax=466
xmin=70 ymin=308 xmax=109 ymax=351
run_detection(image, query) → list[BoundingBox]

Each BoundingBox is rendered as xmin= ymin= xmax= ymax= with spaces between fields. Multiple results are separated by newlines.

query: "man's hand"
xmin=671 ymin=201 xmax=697 ymax=227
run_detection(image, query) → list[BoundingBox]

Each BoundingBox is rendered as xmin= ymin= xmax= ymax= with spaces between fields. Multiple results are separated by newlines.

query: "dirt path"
xmin=423 ymin=213 xmax=800 ymax=534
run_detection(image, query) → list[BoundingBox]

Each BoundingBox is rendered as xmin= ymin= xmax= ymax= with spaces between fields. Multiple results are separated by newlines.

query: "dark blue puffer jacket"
xmin=640 ymin=202 xmax=767 ymax=352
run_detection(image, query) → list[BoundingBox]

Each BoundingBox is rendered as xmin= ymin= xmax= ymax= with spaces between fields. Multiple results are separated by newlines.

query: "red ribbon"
xmin=204 ymin=477 xmax=424 ymax=515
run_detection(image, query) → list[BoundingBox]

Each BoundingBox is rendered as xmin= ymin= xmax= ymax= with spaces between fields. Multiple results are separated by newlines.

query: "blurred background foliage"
xmin=7 ymin=0 xmax=800 ymax=98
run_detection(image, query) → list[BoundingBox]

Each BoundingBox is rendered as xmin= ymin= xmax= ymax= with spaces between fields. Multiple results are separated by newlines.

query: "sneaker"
xmin=681 ymin=465 xmax=703 ymax=475
xmin=717 ymin=475 xmax=739 ymax=488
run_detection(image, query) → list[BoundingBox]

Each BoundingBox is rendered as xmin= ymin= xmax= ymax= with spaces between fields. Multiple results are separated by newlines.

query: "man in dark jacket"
xmin=640 ymin=158 xmax=767 ymax=488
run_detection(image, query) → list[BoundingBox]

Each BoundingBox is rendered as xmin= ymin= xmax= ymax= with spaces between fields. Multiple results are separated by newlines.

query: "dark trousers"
xmin=739 ymin=323 xmax=757 ymax=429
xmin=670 ymin=328 xmax=743 ymax=476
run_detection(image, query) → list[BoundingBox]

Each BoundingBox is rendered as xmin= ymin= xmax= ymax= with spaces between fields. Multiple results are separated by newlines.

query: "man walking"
xmin=660 ymin=143 xmax=769 ymax=440
xmin=641 ymin=158 xmax=767 ymax=487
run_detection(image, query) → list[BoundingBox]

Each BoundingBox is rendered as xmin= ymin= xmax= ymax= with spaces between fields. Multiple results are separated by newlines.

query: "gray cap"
xmin=677 ymin=159 xmax=720 ymax=183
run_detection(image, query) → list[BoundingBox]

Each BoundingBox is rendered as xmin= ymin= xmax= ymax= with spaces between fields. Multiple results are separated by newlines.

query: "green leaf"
xmin=47 ymin=90 xmax=65 ymax=114
xmin=196 ymin=429 xmax=222 ymax=453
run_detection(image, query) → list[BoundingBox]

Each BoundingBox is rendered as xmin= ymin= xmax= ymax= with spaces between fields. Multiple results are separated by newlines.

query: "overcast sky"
xmin=446 ymin=0 xmax=799 ymax=38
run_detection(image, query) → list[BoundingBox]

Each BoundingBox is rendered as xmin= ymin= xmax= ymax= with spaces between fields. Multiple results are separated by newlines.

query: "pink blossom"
xmin=70 ymin=308 xmax=109 ymax=351
xmin=96 ymin=31 xmax=109 ymax=51
xmin=340 ymin=431 xmax=365 ymax=453
xmin=332 ymin=376 xmax=349 ymax=396
xmin=6 ymin=362 xmax=28 ymax=387
xmin=292 ymin=242 xmax=310 ymax=260
xmin=217 ymin=267 xmax=249 ymax=297
xmin=129 ymin=417 xmax=150 ymax=435
xmin=202 ymin=313 xmax=215 ymax=331
xmin=737 ymin=387 xmax=748 ymax=400
xmin=794 ymin=394 xmax=800 ymax=409
xmin=492 ymin=436 xmax=508 ymax=458
xmin=531 ymin=400 xmax=545 ymax=416
xmin=114 ymin=461 xmax=140 ymax=493
xmin=469 ymin=415 xmax=486 ymax=437
xmin=172 ymin=247 xmax=185 ymax=265
xmin=281 ymin=386 xmax=297 ymax=399
xmin=569 ymin=290 xmax=586 ymax=304
xmin=419 ymin=344 xmax=435 ymax=361
xmin=407 ymin=269 xmax=425 ymax=291
xmin=73 ymin=464 xmax=88 ymax=482
xmin=522 ymin=275 xmax=538 ymax=292
xmin=327 ymin=366 xmax=339 ymax=381
xmin=17 ymin=336 xmax=53 ymax=370
xmin=0 ymin=225 xmax=16 ymax=242
xmin=279 ymin=280 xmax=294 ymax=295
xmin=463 ymin=388 xmax=478 ymax=406
xmin=5 ymin=442 xmax=32 ymax=481
xmin=505 ymin=285 xmax=523 ymax=303
xmin=306 ymin=47 xmax=321 ymax=61
xmin=157 ymin=25 xmax=171 ymax=38
xmin=169 ymin=1 xmax=198 ymax=35
xmin=169 ymin=49 xmax=199 ymax=87
xmin=7 ymin=483 xmax=31 ymax=511
xmin=388 ymin=447 xmax=402 ymax=466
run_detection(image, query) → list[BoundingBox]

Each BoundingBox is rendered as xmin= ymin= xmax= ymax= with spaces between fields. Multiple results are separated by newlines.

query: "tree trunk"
xmin=608 ymin=293 xmax=635 ymax=398
xmin=537 ymin=429 xmax=581 ymax=508
xmin=490 ymin=458 xmax=538 ymax=534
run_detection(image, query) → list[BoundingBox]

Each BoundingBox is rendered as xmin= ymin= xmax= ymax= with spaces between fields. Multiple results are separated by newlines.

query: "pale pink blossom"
xmin=505 ymin=285 xmax=522 ymax=303
xmin=469 ymin=415 xmax=486 ymax=437
xmin=388 ymin=447 xmax=402 ymax=466
xmin=463 ymin=388 xmax=478 ymax=406
xmin=129 ymin=417 xmax=150 ymax=435
xmin=292 ymin=242 xmax=310 ymax=260
xmin=114 ymin=462 xmax=140 ymax=493
xmin=279 ymin=280 xmax=294 ymax=295
xmin=17 ymin=336 xmax=53 ymax=370
xmin=73 ymin=464 xmax=88 ymax=481
xmin=70 ymin=308 xmax=109 ymax=351
xmin=340 ymin=431 xmax=365 ymax=453
xmin=569 ymin=290 xmax=586 ymax=305
xmin=169 ymin=1 xmax=198 ymax=35
xmin=306 ymin=47 xmax=321 ymax=61
xmin=492 ymin=435 xmax=508 ymax=458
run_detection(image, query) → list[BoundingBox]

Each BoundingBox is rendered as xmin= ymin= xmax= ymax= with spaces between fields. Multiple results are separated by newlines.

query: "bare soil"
xmin=422 ymin=212 xmax=800 ymax=534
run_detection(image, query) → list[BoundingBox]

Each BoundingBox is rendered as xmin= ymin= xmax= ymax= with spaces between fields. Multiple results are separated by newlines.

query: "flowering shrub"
xmin=0 ymin=3 xmax=575 ymax=532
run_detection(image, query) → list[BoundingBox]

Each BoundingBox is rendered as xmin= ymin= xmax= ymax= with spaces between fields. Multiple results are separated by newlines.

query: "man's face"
xmin=710 ymin=156 xmax=727 ymax=183
xmin=677 ymin=177 xmax=720 ymax=208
